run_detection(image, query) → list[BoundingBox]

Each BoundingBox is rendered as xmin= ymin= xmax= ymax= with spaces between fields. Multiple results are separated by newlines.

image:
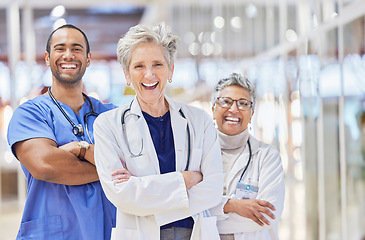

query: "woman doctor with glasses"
xmin=93 ymin=23 xmax=224 ymax=240
xmin=209 ymin=73 xmax=285 ymax=240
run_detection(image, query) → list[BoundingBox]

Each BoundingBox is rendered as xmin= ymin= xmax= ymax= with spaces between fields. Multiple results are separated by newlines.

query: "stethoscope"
xmin=48 ymin=87 xmax=98 ymax=144
xmin=238 ymin=139 xmax=252 ymax=182
xmin=121 ymin=101 xmax=191 ymax=171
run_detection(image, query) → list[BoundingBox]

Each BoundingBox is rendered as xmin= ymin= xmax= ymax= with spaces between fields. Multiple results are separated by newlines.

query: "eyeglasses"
xmin=216 ymin=97 xmax=253 ymax=111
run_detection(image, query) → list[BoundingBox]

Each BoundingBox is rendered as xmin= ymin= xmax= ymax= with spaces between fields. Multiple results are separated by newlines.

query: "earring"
xmin=168 ymin=79 xmax=172 ymax=83
xmin=127 ymin=82 xmax=130 ymax=86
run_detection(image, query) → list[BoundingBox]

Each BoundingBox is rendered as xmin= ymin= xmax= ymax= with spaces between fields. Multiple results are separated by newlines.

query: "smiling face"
xmin=212 ymin=85 xmax=254 ymax=135
xmin=124 ymin=42 xmax=173 ymax=110
xmin=45 ymin=27 xmax=90 ymax=87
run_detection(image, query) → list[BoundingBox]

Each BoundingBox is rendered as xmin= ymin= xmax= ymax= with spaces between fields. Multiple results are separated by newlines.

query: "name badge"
xmin=234 ymin=181 xmax=259 ymax=199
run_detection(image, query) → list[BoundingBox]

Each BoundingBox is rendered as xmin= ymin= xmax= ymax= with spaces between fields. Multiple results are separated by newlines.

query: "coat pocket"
xmin=200 ymin=210 xmax=220 ymax=240
xmin=19 ymin=215 xmax=63 ymax=240
xmin=111 ymin=227 xmax=138 ymax=240
xmin=191 ymin=210 xmax=220 ymax=240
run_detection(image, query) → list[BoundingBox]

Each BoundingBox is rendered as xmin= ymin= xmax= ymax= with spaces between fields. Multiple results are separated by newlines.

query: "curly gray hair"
xmin=117 ymin=23 xmax=179 ymax=72
xmin=211 ymin=73 xmax=256 ymax=109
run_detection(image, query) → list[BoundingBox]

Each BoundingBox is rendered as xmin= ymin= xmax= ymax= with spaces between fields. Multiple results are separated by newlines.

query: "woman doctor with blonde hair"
xmin=93 ymin=23 xmax=224 ymax=240
xmin=210 ymin=73 xmax=285 ymax=240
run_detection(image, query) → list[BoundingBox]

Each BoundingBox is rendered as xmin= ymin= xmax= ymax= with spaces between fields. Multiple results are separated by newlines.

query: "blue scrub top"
xmin=7 ymin=94 xmax=116 ymax=240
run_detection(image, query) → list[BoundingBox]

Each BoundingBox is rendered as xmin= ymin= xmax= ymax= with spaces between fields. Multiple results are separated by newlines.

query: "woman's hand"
xmin=111 ymin=168 xmax=132 ymax=183
xmin=181 ymin=171 xmax=203 ymax=190
xmin=224 ymin=198 xmax=276 ymax=226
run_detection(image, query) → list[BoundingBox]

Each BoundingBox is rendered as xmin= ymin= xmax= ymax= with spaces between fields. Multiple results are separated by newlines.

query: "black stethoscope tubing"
xmin=48 ymin=87 xmax=98 ymax=143
xmin=178 ymin=109 xmax=191 ymax=171
xmin=238 ymin=139 xmax=252 ymax=182
xmin=121 ymin=101 xmax=191 ymax=171
xmin=121 ymin=101 xmax=143 ymax=157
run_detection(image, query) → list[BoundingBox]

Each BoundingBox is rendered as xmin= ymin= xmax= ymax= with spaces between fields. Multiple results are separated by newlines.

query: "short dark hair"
xmin=46 ymin=24 xmax=90 ymax=54
xmin=212 ymin=73 xmax=256 ymax=109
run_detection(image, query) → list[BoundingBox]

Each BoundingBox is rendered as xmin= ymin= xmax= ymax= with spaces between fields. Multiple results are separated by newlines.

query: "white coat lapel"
xmin=130 ymin=98 xmax=161 ymax=174
xmin=225 ymin=136 xmax=260 ymax=192
xmin=167 ymin=98 xmax=188 ymax=172
xmin=225 ymin=148 xmax=250 ymax=193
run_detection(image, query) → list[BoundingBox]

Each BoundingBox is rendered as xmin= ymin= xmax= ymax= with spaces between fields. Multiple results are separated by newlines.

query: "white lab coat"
xmin=94 ymin=96 xmax=224 ymax=240
xmin=210 ymin=134 xmax=285 ymax=240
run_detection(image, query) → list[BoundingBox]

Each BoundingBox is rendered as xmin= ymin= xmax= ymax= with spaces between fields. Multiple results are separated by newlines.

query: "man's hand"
xmin=59 ymin=141 xmax=80 ymax=156
xmin=13 ymin=138 xmax=98 ymax=185
xmin=181 ymin=171 xmax=203 ymax=190
xmin=224 ymin=198 xmax=276 ymax=226
xmin=59 ymin=141 xmax=95 ymax=165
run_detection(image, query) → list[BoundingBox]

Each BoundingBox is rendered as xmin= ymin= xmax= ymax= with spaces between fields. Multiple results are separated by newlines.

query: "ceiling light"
xmin=214 ymin=16 xmax=225 ymax=29
xmin=189 ymin=42 xmax=200 ymax=56
xmin=50 ymin=5 xmax=66 ymax=19
xmin=201 ymin=42 xmax=214 ymax=56
xmin=245 ymin=3 xmax=257 ymax=19
xmin=285 ymin=29 xmax=298 ymax=42
xmin=210 ymin=32 xmax=216 ymax=43
xmin=198 ymin=32 xmax=204 ymax=43
xmin=231 ymin=16 xmax=242 ymax=30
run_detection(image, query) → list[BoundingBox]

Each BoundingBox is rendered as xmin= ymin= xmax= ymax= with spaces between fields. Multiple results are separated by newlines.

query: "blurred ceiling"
xmin=0 ymin=0 xmax=364 ymax=62
xmin=0 ymin=1 xmax=147 ymax=60
xmin=0 ymin=0 xmax=301 ymax=61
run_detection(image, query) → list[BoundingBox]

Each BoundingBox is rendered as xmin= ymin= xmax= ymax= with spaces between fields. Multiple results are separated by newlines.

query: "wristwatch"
xmin=78 ymin=141 xmax=90 ymax=159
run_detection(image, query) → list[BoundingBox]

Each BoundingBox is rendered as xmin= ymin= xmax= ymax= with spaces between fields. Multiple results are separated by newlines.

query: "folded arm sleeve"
xmin=154 ymin=111 xmax=225 ymax=226
xmin=219 ymin=147 xmax=285 ymax=232
xmin=94 ymin=114 xmax=190 ymax=217
xmin=209 ymin=196 xmax=230 ymax=221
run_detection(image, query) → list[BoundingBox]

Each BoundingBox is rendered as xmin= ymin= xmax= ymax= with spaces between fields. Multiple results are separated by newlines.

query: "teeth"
xmin=61 ymin=64 xmax=76 ymax=69
xmin=226 ymin=117 xmax=239 ymax=122
xmin=142 ymin=82 xmax=158 ymax=87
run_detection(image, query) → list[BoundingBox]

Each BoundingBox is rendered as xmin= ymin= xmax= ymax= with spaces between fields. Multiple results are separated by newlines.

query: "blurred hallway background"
xmin=0 ymin=0 xmax=365 ymax=239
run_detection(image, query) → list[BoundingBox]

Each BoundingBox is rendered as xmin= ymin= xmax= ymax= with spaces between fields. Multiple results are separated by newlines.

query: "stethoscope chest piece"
xmin=48 ymin=86 xmax=97 ymax=143
xmin=73 ymin=124 xmax=84 ymax=136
